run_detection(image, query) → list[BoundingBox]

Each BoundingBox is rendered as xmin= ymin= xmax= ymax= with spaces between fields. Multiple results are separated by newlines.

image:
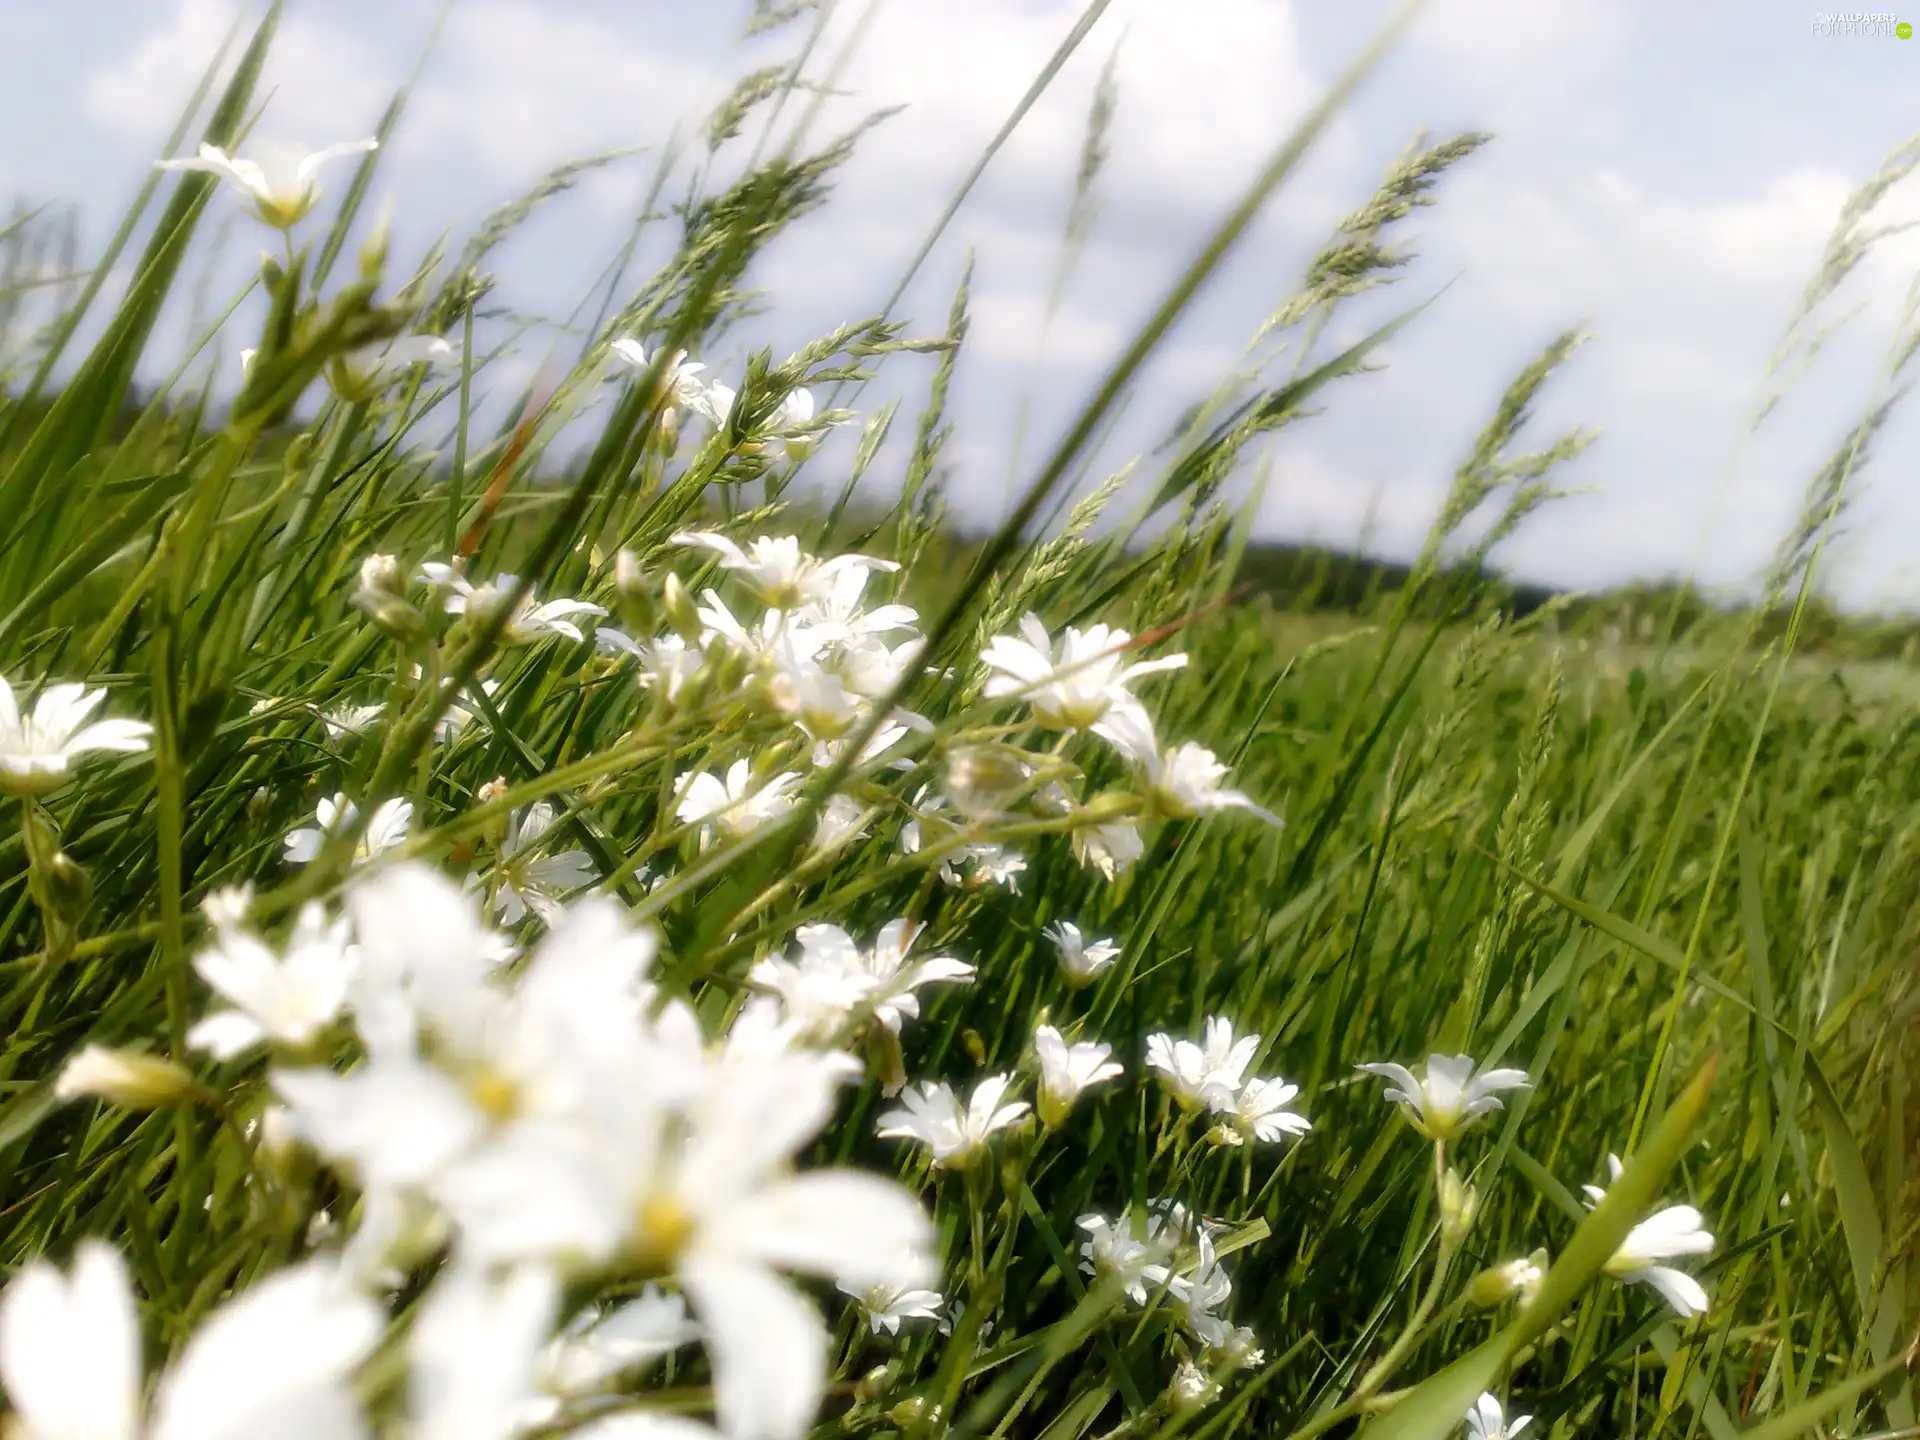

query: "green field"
xmin=0 ymin=6 xmax=1912 ymax=1440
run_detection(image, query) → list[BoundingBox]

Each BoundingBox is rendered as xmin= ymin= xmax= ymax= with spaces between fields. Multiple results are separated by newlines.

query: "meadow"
xmin=0 ymin=4 xmax=1911 ymax=1439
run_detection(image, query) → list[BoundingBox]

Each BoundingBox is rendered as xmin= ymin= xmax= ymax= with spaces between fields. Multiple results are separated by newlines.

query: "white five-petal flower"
xmin=980 ymin=615 xmax=1186 ymax=731
xmin=1044 ymin=920 xmax=1121 ymax=987
xmin=0 ymin=1242 xmax=381 ymax=1440
xmin=0 ymin=676 xmax=152 ymax=797
xmin=1583 ymin=1153 xmax=1716 ymax=1318
xmin=1146 ymin=1016 xmax=1259 ymax=1110
xmin=1093 ymin=706 xmax=1280 ymax=825
xmin=675 ymin=760 xmax=803 ymax=843
xmin=1033 ymin=1024 xmax=1123 ymax=1126
xmin=1355 ymin=1053 xmax=1531 ymax=1141
xmin=155 ymin=138 xmax=379 ymax=228
xmin=187 ymin=901 xmax=356 ymax=1060
xmin=671 ymin=531 xmax=897 ymax=612
xmin=1464 ymin=1392 xmax=1533 ymax=1440
xmin=283 ymin=793 xmax=413 ymax=867
xmin=877 ymin=1075 xmax=1030 ymax=1170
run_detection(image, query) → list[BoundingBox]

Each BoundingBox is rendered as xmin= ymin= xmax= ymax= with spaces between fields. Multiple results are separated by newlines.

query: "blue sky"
xmin=6 ymin=1 xmax=1920 ymax=609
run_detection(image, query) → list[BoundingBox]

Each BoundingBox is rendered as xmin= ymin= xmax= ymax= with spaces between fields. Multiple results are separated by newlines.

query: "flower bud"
xmin=1439 ymin=1166 xmax=1479 ymax=1248
xmin=855 ymin=1365 xmax=894 ymax=1404
xmin=55 ymin=1045 xmax=194 ymax=1110
xmin=357 ymin=208 xmax=392 ymax=283
xmin=662 ymin=572 xmax=702 ymax=644
xmin=613 ymin=549 xmax=658 ymax=636
xmin=942 ymin=745 xmax=1033 ymax=821
xmin=359 ymin=553 xmax=406 ymax=599
xmin=1205 ymin=1121 xmax=1246 ymax=1149
xmin=351 ymin=553 xmax=422 ymax=640
xmin=1465 ymin=1249 xmax=1548 ymax=1309
xmin=41 ymin=850 xmax=92 ymax=931
xmin=864 ymin=1022 xmax=908 ymax=1099
xmin=886 ymin=1398 xmax=939 ymax=1428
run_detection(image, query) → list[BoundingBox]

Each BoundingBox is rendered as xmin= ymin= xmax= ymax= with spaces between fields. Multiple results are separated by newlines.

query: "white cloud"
xmin=84 ymin=0 xmax=396 ymax=147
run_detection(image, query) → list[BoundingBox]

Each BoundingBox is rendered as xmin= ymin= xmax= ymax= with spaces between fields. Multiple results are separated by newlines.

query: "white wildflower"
xmin=1044 ymin=921 xmax=1120 ymax=987
xmin=1094 ymin=706 xmax=1280 ymax=824
xmin=1464 ymin=1392 xmax=1533 ymax=1440
xmin=980 ymin=615 xmax=1186 ymax=731
xmin=0 ymin=1242 xmax=381 ymax=1439
xmin=155 ymin=138 xmax=378 ymax=228
xmin=675 ymin=760 xmax=803 ymax=843
xmin=836 ymin=1277 xmax=944 ymax=1336
xmin=877 ymin=1075 xmax=1029 ymax=1170
xmin=1033 ymin=1024 xmax=1122 ymax=1126
xmin=0 ymin=676 xmax=152 ymax=797
xmin=484 ymin=802 xmax=598 ymax=926
xmin=1355 ymin=1053 xmax=1531 ymax=1141
xmin=186 ymin=901 xmax=356 ymax=1060
xmin=283 ymin=793 xmax=413 ymax=866
xmin=671 ymin=531 xmax=897 ymax=612
xmin=1145 ymin=1017 xmax=1259 ymax=1110
xmin=1583 ymin=1154 xmax=1715 ymax=1318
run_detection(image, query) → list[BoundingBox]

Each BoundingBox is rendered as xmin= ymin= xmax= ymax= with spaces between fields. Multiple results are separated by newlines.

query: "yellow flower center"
xmin=464 ymin=1067 xmax=521 ymax=1124
xmin=629 ymin=1191 xmax=697 ymax=1273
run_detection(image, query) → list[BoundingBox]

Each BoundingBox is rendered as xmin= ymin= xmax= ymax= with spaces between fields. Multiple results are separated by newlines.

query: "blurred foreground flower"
xmin=0 ymin=1242 xmax=380 ymax=1437
xmin=156 ymin=138 xmax=378 ymax=229
xmin=0 ymin=676 xmax=152 ymax=798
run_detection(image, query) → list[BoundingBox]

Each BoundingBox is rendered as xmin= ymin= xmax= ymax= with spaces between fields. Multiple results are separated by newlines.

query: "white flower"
xmin=0 ymin=676 xmax=152 ymax=797
xmin=319 ymin=701 xmax=384 ymax=742
xmin=811 ymin=794 xmax=870 ymax=853
xmin=332 ymin=334 xmax=454 ymax=397
xmin=522 ymin=1286 xmax=699 ymax=1427
xmin=610 ymin=340 xmax=718 ymax=417
xmin=751 ymin=921 xmax=973 ymax=1043
xmin=1033 ymin=1024 xmax=1122 ymax=1126
xmin=425 ymin=568 xmax=607 ymax=645
xmin=768 ymin=387 xmax=845 ymax=463
xmin=793 ymin=568 xmax=918 ymax=659
xmin=859 ymin=919 xmax=976 ymax=1032
xmin=1074 ymin=817 xmax=1145 ymax=881
xmin=155 ymin=138 xmax=378 ymax=228
xmin=1093 ymin=707 xmax=1280 ymax=824
xmin=1464 ymin=1392 xmax=1533 ymax=1440
xmin=485 ymin=802 xmax=598 ymax=925
xmin=1076 ymin=1202 xmax=1205 ymax=1305
xmin=836 ymin=1277 xmax=944 ymax=1336
xmin=275 ymin=867 xmax=655 ymax=1195
xmin=675 ymin=759 xmax=803 ymax=842
xmin=429 ymin=1038 xmax=933 ymax=1440
xmin=1356 ymin=1054 xmax=1531 ymax=1141
xmin=671 ymin=531 xmax=898 ymax=612
xmin=408 ymin=1262 xmax=559 ymax=1440
xmin=1171 ymin=1359 xmax=1221 ymax=1410
xmin=1215 ymin=1074 xmax=1311 ymax=1144
xmin=966 ymin=843 xmax=1028 ymax=891
xmin=981 ymin=615 xmax=1186 ymax=731
xmin=186 ymin=902 xmax=356 ymax=1060
xmin=1583 ymin=1154 xmax=1715 ymax=1318
xmin=283 ymin=793 xmax=412 ymax=866
xmin=877 ymin=1075 xmax=1030 ymax=1170
xmin=635 ymin=632 xmax=708 ymax=705
xmin=0 ymin=1242 xmax=381 ymax=1440
xmin=1146 ymin=1017 xmax=1259 ymax=1110
xmin=1044 ymin=921 xmax=1120 ymax=987
xmin=201 ymin=882 xmax=254 ymax=931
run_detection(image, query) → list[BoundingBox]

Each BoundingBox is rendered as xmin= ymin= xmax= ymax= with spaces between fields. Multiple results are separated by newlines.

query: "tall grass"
xmin=0 ymin=5 xmax=1911 ymax=1439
